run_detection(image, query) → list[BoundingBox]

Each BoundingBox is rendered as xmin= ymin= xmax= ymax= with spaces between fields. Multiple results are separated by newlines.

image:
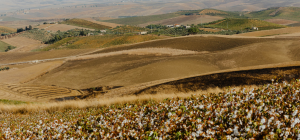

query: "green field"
xmin=204 ymin=18 xmax=286 ymax=30
xmin=246 ymin=7 xmax=300 ymax=21
xmin=0 ymin=41 xmax=14 ymax=52
xmin=103 ymin=13 xmax=180 ymax=25
xmin=61 ymin=19 xmax=111 ymax=30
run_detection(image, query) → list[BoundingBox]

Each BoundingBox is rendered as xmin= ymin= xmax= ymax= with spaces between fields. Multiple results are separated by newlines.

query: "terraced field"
xmin=0 ymin=84 xmax=81 ymax=102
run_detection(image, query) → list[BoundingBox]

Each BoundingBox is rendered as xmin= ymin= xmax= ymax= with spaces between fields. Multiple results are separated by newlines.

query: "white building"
xmin=140 ymin=31 xmax=148 ymax=35
xmin=185 ymin=26 xmax=191 ymax=29
xmin=100 ymin=30 xmax=106 ymax=33
xmin=252 ymin=27 xmax=259 ymax=30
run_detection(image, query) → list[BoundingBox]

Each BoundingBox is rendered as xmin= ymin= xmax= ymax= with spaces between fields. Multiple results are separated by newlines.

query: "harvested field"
xmin=138 ymin=15 xmax=223 ymax=27
xmin=37 ymin=24 xmax=94 ymax=32
xmin=91 ymin=36 xmax=281 ymax=54
xmin=236 ymin=27 xmax=300 ymax=37
xmin=264 ymin=19 xmax=299 ymax=25
xmin=0 ymin=49 xmax=96 ymax=64
xmin=1 ymin=36 xmax=43 ymax=52
xmin=82 ymin=18 xmax=122 ymax=28
xmin=29 ymin=37 xmax=300 ymax=90
xmin=0 ymin=61 xmax=64 ymax=84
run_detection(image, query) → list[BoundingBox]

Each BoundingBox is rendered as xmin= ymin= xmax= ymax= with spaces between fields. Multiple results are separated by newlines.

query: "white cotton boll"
xmin=259 ymin=125 xmax=266 ymax=132
xmin=149 ymin=131 xmax=153 ymax=136
xmin=226 ymin=135 xmax=232 ymax=140
xmin=261 ymin=117 xmax=266 ymax=124
xmin=293 ymin=110 xmax=298 ymax=116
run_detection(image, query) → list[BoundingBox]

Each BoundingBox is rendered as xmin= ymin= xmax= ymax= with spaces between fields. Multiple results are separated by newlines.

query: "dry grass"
xmin=0 ymin=85 xmax=256 ymax=114
xmin=0 ymin=25 xmax=16 ymax=34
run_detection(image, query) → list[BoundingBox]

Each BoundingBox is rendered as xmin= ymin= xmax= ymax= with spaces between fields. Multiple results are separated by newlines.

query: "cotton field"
xmin=1 ymin=79 xmax=300 ymax=139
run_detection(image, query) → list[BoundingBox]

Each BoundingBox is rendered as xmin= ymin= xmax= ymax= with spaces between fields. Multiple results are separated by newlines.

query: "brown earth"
xmin=236 ymin=27 xmax=300 ymax=37
xmin=1 ymin=36 xmax=43 ymax=52
xmin=29 ymin=37 xmax=300 ymax=90
xmin=138 ymin=15 xmax=223 ymax=27
xmin=264 ymin=19 xmax=299 ymax=25
xmin=1 ymin=35 xmax=300 ymax=102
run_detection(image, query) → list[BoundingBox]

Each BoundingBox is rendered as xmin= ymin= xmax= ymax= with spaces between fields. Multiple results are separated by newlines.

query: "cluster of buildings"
xmin=166 ymin=24 xmax=191 ymax=29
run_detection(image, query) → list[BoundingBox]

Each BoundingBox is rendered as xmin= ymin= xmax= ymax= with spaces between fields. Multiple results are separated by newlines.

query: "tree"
xmin=29 ymin=25 xmax=32 ymax=30
xmin=17 ymin=28 xmax=24 ymax=33
xmin=188 ymin=27 xmax=200 ymax=35
xmin=25 ymin=26 xmax=28 ymax=30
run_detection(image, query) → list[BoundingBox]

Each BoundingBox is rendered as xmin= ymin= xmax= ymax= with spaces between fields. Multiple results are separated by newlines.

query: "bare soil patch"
xmin=264 ymin=19 xmax=299 ymax=25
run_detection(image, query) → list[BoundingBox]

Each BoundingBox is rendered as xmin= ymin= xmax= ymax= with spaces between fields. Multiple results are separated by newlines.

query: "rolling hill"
xmin=204 ymin=18 xmax=286 ymax=30
xmin=103 ymin=13 xmax=181 ymax=26
xmin=246 ymin=7 xmax=300 ymax=22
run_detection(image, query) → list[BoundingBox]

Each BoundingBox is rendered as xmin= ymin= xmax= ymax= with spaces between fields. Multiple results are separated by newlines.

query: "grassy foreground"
xmin=1 ymin=79 xmax=300 ymax=139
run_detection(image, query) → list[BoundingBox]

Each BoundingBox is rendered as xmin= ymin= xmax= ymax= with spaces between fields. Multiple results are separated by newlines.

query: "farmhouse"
xmin=139 ymin=31 xmax=148 ymax=35
xmin=185 ymin=26 xmax=191 ymax=29
xmin=174 ymin=24 xmax=181 ymax=27
xmin=252 ymin=27 xmax=259 ymax=30
xmin=100 ymin=30 xmax=106 ymax=33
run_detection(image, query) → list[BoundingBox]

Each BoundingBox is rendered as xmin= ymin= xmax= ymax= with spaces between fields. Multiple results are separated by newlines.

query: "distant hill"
xmin=103 ymin=13 xmax=180 ymax=26
xmin=246 ymin=7 xmax=300 ymax=22
xmin=204 ymin=18 xmax=286 ymax=31
xmin=177 ymin=9 xmax=242 ymax=18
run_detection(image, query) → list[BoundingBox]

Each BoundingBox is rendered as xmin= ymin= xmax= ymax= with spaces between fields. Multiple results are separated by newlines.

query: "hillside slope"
xmin=204 ymin=18 xmax=286 ymax=30
xmin=246 ymin=7 xmax=300 ymax=22
xmin=28 ymin=36 xmax=300 ymax=89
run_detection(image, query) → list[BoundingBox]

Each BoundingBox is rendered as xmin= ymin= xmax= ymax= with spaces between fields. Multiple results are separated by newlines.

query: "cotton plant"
xmin=2 ymin=79 xmax=300 ymax=139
